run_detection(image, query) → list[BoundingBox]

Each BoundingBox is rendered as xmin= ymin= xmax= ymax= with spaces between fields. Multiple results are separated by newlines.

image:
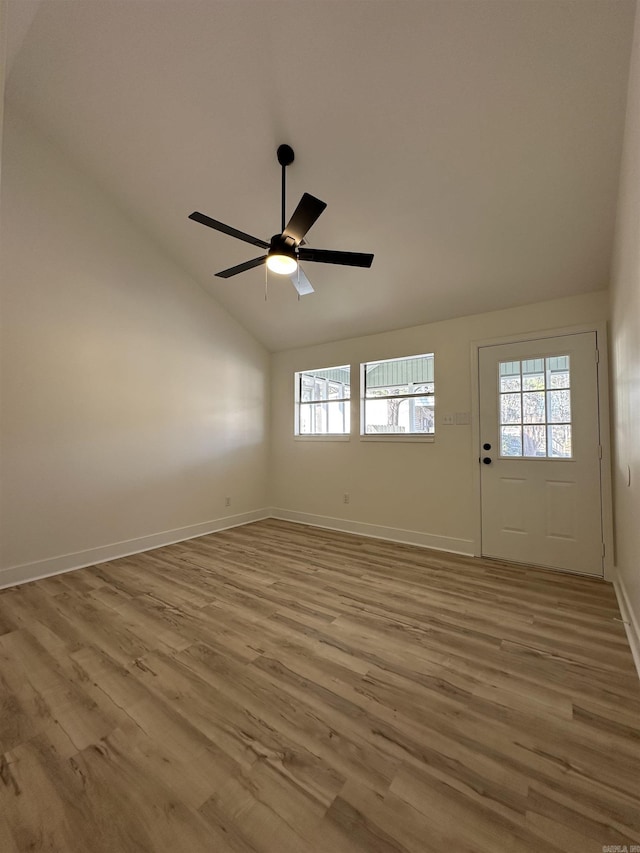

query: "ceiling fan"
xmin=188 ymin=144 xmax=374 ymax=297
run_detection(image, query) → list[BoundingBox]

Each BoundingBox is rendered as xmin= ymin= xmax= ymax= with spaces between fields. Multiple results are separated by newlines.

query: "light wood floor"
xmin=1 ymin=520 xmax=639 ymax=852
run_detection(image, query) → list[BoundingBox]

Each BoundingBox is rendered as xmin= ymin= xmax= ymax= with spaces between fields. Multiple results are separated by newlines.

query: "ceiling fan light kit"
xmin=266 ymin=250 xmax=297 ymax=275
xmin=188 ymin=145 xmax=373 ymax=297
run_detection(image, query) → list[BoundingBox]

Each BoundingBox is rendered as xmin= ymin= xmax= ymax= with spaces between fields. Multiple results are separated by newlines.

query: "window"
xmin=361 ymin=353 xmax=435 ymax=437
xmin=295 ymin=365 xmax=350 ymax=436
xmin=499 ymin=355 xmax=572 ymax=458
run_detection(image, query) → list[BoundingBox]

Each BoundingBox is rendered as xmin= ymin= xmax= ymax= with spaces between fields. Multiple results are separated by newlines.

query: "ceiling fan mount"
xmin=188 ymin=145 xmax=374 ymax=297
xmin=276 ymin=143 xmax=295 ymax=168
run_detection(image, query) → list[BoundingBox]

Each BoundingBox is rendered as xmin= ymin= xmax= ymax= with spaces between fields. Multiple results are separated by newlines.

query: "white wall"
xmin=270 ymin=291 xmax=608 ymax=552
xmin=610 ymin=2 xmax=640 ymax=665
xmin=0 ymin=108 xmax=270 ymax=584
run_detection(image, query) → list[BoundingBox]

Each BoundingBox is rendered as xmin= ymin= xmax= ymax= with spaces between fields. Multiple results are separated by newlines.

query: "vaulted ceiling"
xmin=4 ymin=1 xmax=636 ymax=351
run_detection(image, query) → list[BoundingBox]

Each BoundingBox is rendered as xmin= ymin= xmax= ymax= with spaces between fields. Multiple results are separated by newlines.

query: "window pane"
xmin=299 ymin=402 xmax=350 ymax=434
xmin=547 ymin=389 xmax=571 ymax=424
xmin=548 ymin=371 xmax=570 ymax=389
xmin=330 ymin=402 xmax=350 ymax=433
xmin=523 ymin=424 xmax=546 ymax=457
xmin=299 ymin=403 xmax=314 ymax=434
xmin=364 ymin=397 xmax=433 ymax=434
xmin=500 ymin=393 xmax=521 ymax=424
xmin=522 ymin=358 xmax=544 ymax=374
xmin=500 ymin=360 xmax=520 ymax=376
xmin=501 ymin=426 xmax=522 ymax=456
xmin=301 ymin=376 xmax=314 ymax=402
xmin=500 ymin=374 xmax=521 ymax=392
xmin=522 ymin=391 xmax=545 ymax=424
xmin=366 ymin=384 xmax=411 ymax=398
xmin=399 ymin=397 xmax=434 ymax=434
xmin=548 ymin=425 xmax=572 ymax=458
xmin=364 ymin=397 xmax=405 ymax=433
xmin=522 ymin=372 xmax=545 ymax=391
xmin=315 ymin=378 xmax=327 ymax=401
xmin=328 ymin=380 xmax=348 ymax=400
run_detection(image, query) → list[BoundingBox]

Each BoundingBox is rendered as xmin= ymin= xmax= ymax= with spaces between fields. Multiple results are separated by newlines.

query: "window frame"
xmin=294 ymin=364 xmax=352 ymax=440
xmin=360 ymin=353 xmax=435 ymax=442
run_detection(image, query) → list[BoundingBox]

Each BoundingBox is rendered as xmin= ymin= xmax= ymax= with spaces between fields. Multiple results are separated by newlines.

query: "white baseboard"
xmin=269 ymin=507 xmax=475 ymax=556
xmin=0 ymin=509 xmax=271 ymax=590
xmin=612 ymin=571 xmax=640 ymax=683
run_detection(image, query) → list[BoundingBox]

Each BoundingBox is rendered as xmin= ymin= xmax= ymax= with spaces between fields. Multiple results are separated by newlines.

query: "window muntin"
xmin=361 ymin=353 xmax=434 ymax=436
xmin=295 ymin=365 xmax=350 ymax=435
xmin=499 ymin=356 xmax=572 ymax=458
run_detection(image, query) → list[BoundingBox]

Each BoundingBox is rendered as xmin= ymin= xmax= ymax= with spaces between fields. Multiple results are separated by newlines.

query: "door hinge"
xmin=598 ymin=444 xmax=603 ymax=460
xmin=602 ymin=542 xmax=606 ymax=558
xmin=595 ymin=348 xmax=600 ymax=364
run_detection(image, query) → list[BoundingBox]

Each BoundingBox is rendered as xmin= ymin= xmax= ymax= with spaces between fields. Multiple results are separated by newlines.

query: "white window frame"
xmin=294 ymin=365 xmax=351 ymax=440
xmin=360 ymin=353 xmax=435 ymax=442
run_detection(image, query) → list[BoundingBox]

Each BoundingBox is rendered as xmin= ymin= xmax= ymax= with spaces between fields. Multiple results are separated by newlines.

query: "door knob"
xmin=482 ymin=457 xmax=492 ymax=464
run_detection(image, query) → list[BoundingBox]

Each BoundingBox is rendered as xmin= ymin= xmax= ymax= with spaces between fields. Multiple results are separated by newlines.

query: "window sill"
xmin=294 ymin=434 xmax=351 ymax=442
xmin=360 ymin=434 xmax=435 ymax=443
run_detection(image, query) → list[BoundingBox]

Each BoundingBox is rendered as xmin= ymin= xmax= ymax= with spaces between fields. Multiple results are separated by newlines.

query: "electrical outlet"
xmin=225 ymin=496 xmax=231 ymax=507
xmin=343 ymin=493 xmax=350 ymax=504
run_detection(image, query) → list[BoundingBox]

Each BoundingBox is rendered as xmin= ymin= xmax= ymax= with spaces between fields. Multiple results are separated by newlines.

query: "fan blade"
xmin=297 ymin=247 xmax=374 ymax=268
xmin=215 ymin=256 xmax=267 ymax=278
xmin=282 ymin=193 xmax=327 ymax=244
xmin=189 ymin=212 xmax=270 ymax=249
xmin=290 ymin=266 xmax=314 ymax=296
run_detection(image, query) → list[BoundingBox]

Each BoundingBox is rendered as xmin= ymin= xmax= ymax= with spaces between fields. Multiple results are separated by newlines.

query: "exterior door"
xmin=479 ymin=332 xmax=603 ymax=576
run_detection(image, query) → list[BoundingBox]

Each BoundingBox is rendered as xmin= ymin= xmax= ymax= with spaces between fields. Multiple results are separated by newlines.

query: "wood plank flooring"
xmin=1 ymin=519 xmax=639 ymax=852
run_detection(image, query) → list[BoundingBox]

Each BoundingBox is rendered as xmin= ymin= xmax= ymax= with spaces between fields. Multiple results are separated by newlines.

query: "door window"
xmin=498 ymin=356 xmax=572 ymax=458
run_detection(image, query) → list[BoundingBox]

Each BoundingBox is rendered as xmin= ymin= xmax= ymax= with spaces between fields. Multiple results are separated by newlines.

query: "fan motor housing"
xmin=269 ymin=234 xmax=297 ymax=257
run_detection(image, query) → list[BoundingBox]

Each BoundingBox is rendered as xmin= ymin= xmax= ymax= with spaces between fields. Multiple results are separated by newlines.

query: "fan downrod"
xmin=277 ymin=144 xmax=294 ymax=167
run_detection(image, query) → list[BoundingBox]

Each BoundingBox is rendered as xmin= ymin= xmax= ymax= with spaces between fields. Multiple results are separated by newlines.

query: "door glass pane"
xmin=548 ymin=425 xmax=572 ymax=457
xmin=500 ymin=425 xmax=522 ymax=456
xmin=547 ymin=389 xmax=571 ymax=424
xmin=522 ymin=359 xmax=545 ymax=391
xmin=522 ymin=391 xmax=545 ymax=424
xmin=497 ymin=355 xmax=571 ymax=459
xmin=547 ymin=357 xmax=570 ymax=389
xmin=523 ymin=424 xmax=546 ymax=457
xmin=499 ymin=361 xmax=521 ymax=392
xmin=500 ymin=393 xmax=521 ymax=424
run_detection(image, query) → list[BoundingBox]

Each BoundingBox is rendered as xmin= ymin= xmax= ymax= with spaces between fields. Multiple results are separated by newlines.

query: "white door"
xmin=479 ymin=332 xmax=603 ymax=576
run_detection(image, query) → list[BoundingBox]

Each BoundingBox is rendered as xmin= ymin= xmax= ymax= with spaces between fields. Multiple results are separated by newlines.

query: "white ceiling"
xmin=5 ymin=1 xmax=636 ymax=351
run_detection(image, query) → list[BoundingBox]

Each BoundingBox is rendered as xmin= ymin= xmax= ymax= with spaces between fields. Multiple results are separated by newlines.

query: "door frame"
xmin=470 ymin=322 xmax=614 ymax=579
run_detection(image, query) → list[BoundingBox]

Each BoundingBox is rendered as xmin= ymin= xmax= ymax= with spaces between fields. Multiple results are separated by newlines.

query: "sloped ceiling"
xmin=4 ymin=0 xmax=636 ymax=351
